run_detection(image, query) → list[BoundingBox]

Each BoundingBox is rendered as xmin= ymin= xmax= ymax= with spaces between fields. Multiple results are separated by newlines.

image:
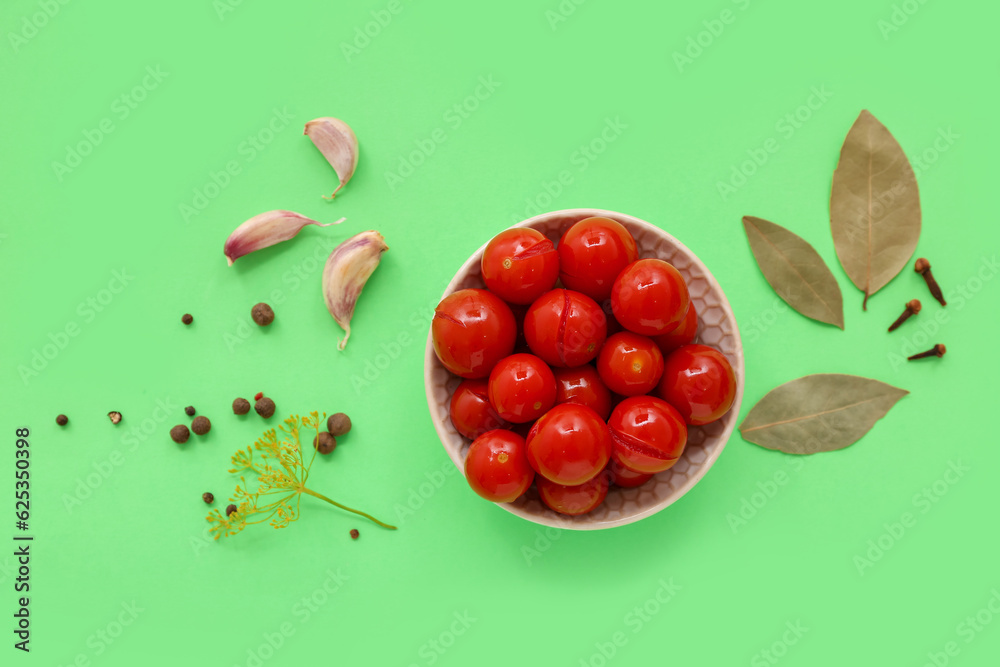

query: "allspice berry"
xmin=255 ymin=397 xmax=276 ymax=418
xmin=232 ymin=398 xmax=251 ymax=415
xmin=202 ymin=492 xmax=214 ymax=504
xmin=350 ymin=529 xmax=360 ymax=540
xmin=170 ymin=425 xmax=190 ymax=444
xmin=182 ymin=313 xmax=193 ymax=325
xmin=56 ymin=414 xmax=69 ymax=426
xmin=314 ymin=432 xmax=336 ymax=455
xmin=327 ymin=413 xmax=352 ymax=436
xmin=251 ymin=303 xmax=275 ymax=326
xmin=191 ymin=416 xmax=211 ymax=435
xmin=226 ymin=504 xmax=238 ymax=517
xmin=185 ymin=406 xmax=196 ymax=417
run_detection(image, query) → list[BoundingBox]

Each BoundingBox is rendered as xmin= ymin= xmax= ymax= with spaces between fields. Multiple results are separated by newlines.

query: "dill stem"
xmin=243 ymin=506 xmax=283 ymax=526
xmin=301 ymin=487 xmax=397 ymax=530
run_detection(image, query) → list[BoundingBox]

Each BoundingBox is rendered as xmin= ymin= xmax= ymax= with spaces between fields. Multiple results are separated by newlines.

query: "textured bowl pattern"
xmin=424 ymin=209 xmax=744 ymax=529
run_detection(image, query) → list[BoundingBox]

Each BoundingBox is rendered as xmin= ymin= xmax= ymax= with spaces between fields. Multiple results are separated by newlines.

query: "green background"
xmin=3 ymin=0 xmax=999 ymax=665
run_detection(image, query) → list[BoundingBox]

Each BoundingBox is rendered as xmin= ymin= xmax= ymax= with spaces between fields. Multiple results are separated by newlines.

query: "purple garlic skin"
xmin=323 ymin=231 xmax=388 ymax=350
xmin=224 ymin=210 xmax=344 ymax=265
xmin=304 ymin=117 xmax=359 ymax=199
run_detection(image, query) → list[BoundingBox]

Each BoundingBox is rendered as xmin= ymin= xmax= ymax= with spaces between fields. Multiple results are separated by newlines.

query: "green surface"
xmin=3 ymin=0 xmax=999 ymax=664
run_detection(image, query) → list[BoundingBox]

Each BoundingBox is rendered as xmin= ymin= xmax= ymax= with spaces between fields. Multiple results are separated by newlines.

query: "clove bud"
xmin=322 ymin=231 xmax=388 ymax=350
xmin=304 ymin=117 xmax=359 ymax=199
xmin=914 ymin=258 xmax=946 ymax=306
xmin=888 ymin=299 xmax=921 ymax=332
xmin=224 ymin=210 xmax=344 ymax=266
xmin=908 ymin=343 xmax=946 ymax=361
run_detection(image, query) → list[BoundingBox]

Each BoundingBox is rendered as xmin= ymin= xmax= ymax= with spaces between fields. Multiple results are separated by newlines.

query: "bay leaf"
xmin=742 ymin=216 xmax=844 ymax=328
xmin=739 ymin=374 xmax=908 ymax=454
xmin=830 ymin=110 xmax=921 ymax=310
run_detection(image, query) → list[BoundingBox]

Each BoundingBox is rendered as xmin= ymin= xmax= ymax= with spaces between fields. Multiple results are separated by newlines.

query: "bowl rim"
xmin=424 ymin=208 xmax=744 ymax=530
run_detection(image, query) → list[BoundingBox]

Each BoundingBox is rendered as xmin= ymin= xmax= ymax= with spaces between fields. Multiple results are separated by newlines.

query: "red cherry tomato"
xmin=611 ymin=259 xmax=690 ymax=335
xmin=525 ymin=403 xmax=612 ymax=485
xmin=537 ymin=473 xmax=609 ymax=516
xmin=464 ymin=430 xmax=534 ymax=503
xmin=487 ymin=354 xmax=557 ymax=424
xmin=596 ymin=331 xmax=664 ymax=396
xmin=450 ymin=379 xmax=507 ymax=440
xmin=481 ymin=228 xmax=559 ymax=305
xmin=608 ymin=396 xmax=687 ymax=474
xmin=653 ymin=303 xmax=698 ymax=355
xmin=557 ymin=217 xmax=638 ymax=301
xmin=432 ymin=289 xmax=516 ymax=379
xmin=607 ymin=459 xmax=653 ymax=488
xmin=553 ymin=365 xmax=612 ymax=421
xmin=523 ymin=289 xmax=607 ymax=367
xmin=658 ymin=344 xmax=736 ymax=426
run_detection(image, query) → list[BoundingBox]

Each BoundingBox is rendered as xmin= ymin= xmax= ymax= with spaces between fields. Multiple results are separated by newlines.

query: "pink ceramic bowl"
xmin=424 ymin=209 xmax=744 ymax=529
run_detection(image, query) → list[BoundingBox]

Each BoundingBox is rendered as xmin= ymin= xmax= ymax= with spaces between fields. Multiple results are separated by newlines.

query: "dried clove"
xmin=908 ymin=344 xmax=946 ymax=361
xmin=914 ymin=258 xmax=946 ymax=306
xmin=888 ymin=299 xmax=921 ymax=332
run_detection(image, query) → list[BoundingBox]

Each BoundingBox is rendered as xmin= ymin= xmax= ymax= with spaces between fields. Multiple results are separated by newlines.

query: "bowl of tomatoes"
xmin=424 ymin=209 xmax=744 ymax=529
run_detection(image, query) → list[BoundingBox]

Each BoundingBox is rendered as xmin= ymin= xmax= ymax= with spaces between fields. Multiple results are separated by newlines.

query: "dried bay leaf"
xmin=739 ymin=374 xmax=908 ymax=454
xmin=742 ymin=216 xmax=844 ymax=328
xmin=830 ymin=110 xmax=921 ymax=310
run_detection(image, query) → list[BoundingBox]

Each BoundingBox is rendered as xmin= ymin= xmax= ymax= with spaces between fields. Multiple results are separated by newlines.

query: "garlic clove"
xmin=304 ymin=117 xmax=359 ymax=199
xmin=224 ymin=210 xmax=345 ymax=265
xmin=322 ymin=230 xmax=388 ymax=350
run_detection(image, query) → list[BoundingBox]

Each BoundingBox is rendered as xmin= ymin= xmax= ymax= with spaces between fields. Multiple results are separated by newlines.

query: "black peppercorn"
xmin=226 ymin=504 xmax=238 ymax=517
xmin=314 ymin=432 xmax=336 ymax=455
xmin=191 ymin=416 xmax=211 ymax=435
xmin=182 ymin=313 xmax=193 ymax=325
xmin=185 ymin=406 xmax=196 ymax=417
xmin=170 ymin=425 xmax=190 ymax=444
xmin=327 ymin=413 xmax=352 ymax=436
xmin=202 ymin=492 xmax=214 ymax=504
xmin=56 ymin=414 xmax=68 ymax=426
xmin=232 ymin=397 xmax=251 ymax=415
xmin=108 ymin=411 xmax=123 ymax=425
xmin=350 ymin=529 xmax=359 ymax=540
xmin=251 ymin=303 xmax=275 ymax=326
xmin=255 ymin=397 xmax=276 ymax=418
